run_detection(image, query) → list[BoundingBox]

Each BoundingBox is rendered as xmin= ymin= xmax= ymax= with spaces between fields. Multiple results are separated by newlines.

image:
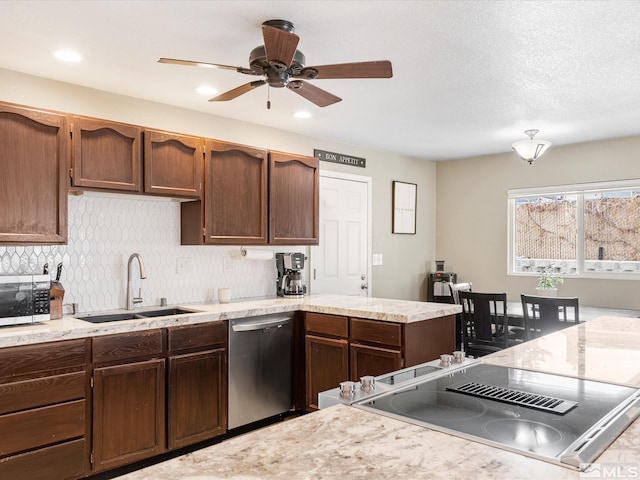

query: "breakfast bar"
xmin=117 ymin=315 xmax=640 ymax=480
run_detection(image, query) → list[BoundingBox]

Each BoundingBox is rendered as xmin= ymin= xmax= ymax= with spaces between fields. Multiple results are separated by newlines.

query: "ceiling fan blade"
xmin=209 ymin=80 xmax=266 ymax=102
xmin=158 ymin=57 xmax=240 ymax=71
xmin=298 ymin=60 xmax=393 ymax=79
xmin=287 ymin=80 xmax=342 ymax=107
xmin=262 ymin=25 xmax=300 ymax=69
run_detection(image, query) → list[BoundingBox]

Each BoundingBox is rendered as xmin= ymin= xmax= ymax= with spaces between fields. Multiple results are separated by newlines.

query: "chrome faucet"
xmin=126 ymin=253 xmax=147 ymax=310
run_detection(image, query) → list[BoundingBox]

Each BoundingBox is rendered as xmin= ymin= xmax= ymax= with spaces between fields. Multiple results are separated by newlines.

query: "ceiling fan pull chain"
xmin=267 ymin=85 xmax=271 ymax=110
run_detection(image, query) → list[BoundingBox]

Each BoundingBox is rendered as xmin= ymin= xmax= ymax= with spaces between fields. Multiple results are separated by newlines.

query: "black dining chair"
xmin=448 ymin=282 xmax=473 ymax=350
xmin=447 ymin=281 xmax=473 ymax=305
xmin=458 ymin=291 xmax=511 ymax=357
xmin=520 ymin=294 xmax=580 ymax=340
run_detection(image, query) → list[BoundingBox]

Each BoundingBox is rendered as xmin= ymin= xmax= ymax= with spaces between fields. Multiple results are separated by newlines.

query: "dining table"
xmin=506 ymin=301 xmax=640 ymax=323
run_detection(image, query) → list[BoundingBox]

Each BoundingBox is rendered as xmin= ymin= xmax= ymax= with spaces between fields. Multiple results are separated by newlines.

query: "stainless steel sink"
xmin=77 ymin=307 xmax=201 ymax=323
xmin=77 ymin=312 xmax=142 ymax=323
xmin=134 ymin=307 xmax=197 ymax=318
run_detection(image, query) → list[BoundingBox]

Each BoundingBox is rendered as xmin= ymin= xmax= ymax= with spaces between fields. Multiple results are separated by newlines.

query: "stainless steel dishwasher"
xmin=228 ymin=312 xmax=294 ymax=429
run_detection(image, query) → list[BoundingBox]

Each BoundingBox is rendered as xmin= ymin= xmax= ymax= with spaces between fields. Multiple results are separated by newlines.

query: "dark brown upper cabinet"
xmin=182 ymin=139 xmax=268 ymax=245
xmin=182 ymin=146 xmax=318 ymax=246
xmin=269 ymin=151 xmax=319 ymax=245
xmin=70 ymin=116 xmax=142 ymax=192
xmin=143 ymin=129 xmax=203 ymax=198
xmin=0 ymin=102 xmax=68 ymax=244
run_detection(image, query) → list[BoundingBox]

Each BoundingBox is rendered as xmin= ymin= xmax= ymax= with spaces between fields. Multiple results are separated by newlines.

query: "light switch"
xmin=372 ymin=254 xmax=383 ymax=266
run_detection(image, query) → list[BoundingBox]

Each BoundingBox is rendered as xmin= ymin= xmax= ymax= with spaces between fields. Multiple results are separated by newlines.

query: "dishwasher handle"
xmin=231 ymin=316 xmax=292 ymax=332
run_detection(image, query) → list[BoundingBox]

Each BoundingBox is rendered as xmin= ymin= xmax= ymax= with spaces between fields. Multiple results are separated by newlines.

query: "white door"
xmin=310 ymin=172 xmax=371 ymax=296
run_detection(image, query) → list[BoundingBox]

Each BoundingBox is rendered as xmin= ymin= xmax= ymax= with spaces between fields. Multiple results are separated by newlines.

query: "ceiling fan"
xmin=158 ymin=19 xmax=393 ymax=108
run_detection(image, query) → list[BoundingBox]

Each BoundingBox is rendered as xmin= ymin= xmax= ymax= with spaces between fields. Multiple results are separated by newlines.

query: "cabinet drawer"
xmin=0 ymin=400 xmax=85 ymax=457
xmin=168 ymin=321 xmax=227 ymax=353
xmin=93 ymin=330 xmax=163 ymax=364
xmin=0 ymin=438 xmax=86 ymax=480
xmin=0 ymin=371 xmax=86 ymax=415
xmin=0 ymin=339 xmax=87 ymax=383
xmin=305 ymin=313 xmax=348 ymax=338
xmin=350 ymin=318 xmax=403 ymax=348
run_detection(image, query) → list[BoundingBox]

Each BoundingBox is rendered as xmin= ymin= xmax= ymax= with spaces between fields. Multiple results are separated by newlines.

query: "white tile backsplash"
xmin=0 ymin=193 xmax=302 ymax=313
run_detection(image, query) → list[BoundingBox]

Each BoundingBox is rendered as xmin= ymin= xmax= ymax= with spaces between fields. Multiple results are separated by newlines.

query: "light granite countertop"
xmin=0 ymin=294 xmax=461 ymax=348
xmin=118 ymin=316 xmax=640 ymax=480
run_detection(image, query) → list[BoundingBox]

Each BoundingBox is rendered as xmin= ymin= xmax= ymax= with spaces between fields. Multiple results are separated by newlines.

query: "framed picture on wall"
xmin=392 ymin=181 xmax=417 ymax=234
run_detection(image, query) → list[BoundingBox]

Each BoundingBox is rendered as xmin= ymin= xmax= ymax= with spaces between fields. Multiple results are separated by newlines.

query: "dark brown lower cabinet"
xmin=92 ymin=358 xmax=165 ymax=472
xmin=0 ymin=439 xmax=86 ymax=480
xmin=168 ymin=349 xmax=226 ymax=449
xmin=303 ymin=312 xmax=456 ymax=410
xmin=0 ymin=338 xmax=90 ymax=480
xmin=349 ymin=343 xmax=403 ymax=381
xmin=90 ymin=325 xmax=228 ymax=474
xmin=305 ymin=334 xmax=348 ymax=410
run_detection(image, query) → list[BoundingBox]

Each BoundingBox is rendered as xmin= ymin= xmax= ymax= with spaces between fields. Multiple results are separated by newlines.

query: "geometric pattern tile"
xmin=0 ymin=193 xmax=303 ymax=313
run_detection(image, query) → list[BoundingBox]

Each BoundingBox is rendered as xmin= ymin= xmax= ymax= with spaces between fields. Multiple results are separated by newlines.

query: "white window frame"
xmin=508 ymin=179 xmax=640 ymax=280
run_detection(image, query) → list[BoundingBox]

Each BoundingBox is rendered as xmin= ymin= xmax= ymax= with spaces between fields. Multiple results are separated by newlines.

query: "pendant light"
xmin=512 ymin=129 xmax=552 ymax=164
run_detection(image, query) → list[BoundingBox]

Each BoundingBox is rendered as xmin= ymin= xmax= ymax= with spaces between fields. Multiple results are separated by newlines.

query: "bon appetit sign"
xmin=314 ymin=149 xmax=366 ymax=168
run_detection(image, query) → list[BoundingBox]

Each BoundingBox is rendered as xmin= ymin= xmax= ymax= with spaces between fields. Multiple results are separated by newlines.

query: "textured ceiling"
xmin=2 ymin=0 xmax=640 ymax=161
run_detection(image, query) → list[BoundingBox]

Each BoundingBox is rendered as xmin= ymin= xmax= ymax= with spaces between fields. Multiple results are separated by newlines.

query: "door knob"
xmin=361 ymin=283 xmax=368 ymax=290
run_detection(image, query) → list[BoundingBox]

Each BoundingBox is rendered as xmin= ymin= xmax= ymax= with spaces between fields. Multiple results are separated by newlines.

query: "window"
xmin=508 ymin=180 xmax=640 ymax=278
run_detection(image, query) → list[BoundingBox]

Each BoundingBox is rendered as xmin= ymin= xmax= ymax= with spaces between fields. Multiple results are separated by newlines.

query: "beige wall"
xmin=436 ymin=136 xmax=640 ymax=309
xmin=0 ymin=68 xmax=436 ymax=301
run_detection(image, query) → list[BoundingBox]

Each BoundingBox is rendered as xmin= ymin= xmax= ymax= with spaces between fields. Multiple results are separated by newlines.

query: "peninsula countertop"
xmin=118 ymin=316 xmax=640 ymax=480
xmin=0 ymin=294 xmax=461 ymax=348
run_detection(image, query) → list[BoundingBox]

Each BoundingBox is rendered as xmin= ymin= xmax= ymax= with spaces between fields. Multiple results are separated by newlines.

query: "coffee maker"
xmin=276 ymin=252 xmax=307 ymax=298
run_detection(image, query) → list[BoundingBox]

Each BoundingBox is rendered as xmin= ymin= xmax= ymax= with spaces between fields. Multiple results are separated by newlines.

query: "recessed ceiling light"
xmin=195 ymin=85 xmax=218 ymax=96
xmin=294 ymin=111 xmax=312 ymax=119
xmin=53 ymin=49 xmax=83 ymax=63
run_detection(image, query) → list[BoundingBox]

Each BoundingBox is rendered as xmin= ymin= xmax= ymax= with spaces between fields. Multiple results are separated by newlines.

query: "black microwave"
xmin=0 ymin=274 xmax=51 ymax=326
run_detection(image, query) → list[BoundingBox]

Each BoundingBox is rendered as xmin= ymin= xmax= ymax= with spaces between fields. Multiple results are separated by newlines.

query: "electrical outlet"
xmin=372 ymin=254 xmax=383 ymax=266
xmin=176 ymin=257 xmax=192 ymax=274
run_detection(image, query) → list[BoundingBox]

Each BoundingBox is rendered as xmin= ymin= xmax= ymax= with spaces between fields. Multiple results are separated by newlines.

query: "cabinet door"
xmin=201 ymin=139 xmax=268 ymax=245
xmin=269 ymin=151 xmax=319 ymax=245
xmin=350 ymin=343 xmax=402 ymax=381
xmin=71 ymin=116 xmax=142 ymax=192
xmin=143 ymin=129 xmax=203 ymax=198
xmin=305 ymin=334 xmax=348 ymax=410
xmin=0 ymin=102 xmax=68 ymax=244
xmin=404 ymin=315 xmax=456 ymax=367
xmin=93 ymin=359 xmax=165 ymax=472
xmin=168 ymin=348 xmax=226 ymax=450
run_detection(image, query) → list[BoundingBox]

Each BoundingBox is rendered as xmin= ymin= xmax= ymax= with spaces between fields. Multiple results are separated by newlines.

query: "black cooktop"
xmin=357 ymin=363 xmax=640 ymax=468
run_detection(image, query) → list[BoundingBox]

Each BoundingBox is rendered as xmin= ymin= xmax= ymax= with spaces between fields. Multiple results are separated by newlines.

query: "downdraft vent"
xmin=447 ymin=382 xmax=578 ymax=415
